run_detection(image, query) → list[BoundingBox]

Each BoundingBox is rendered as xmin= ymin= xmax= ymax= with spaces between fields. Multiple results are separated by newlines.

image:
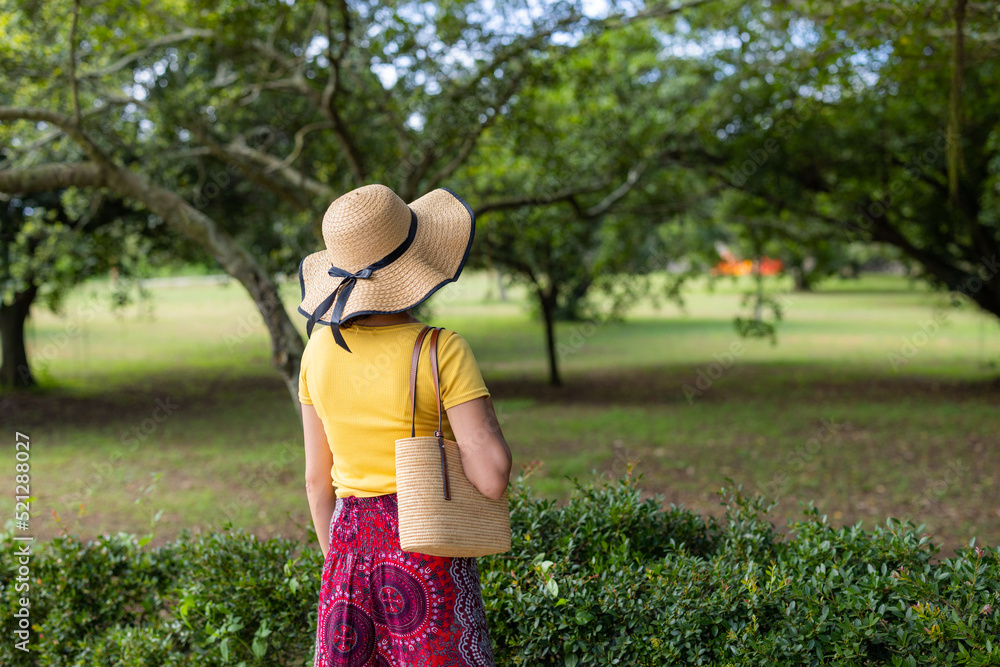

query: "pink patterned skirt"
xmin=312 ymin=493 xmax=496 ymax=667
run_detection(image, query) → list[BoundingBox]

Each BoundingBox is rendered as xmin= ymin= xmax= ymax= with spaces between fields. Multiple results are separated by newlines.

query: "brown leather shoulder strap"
xmin=408 ymin=326 xmax=432 ymax=437
xmin=428 ymin=327 xmax=450 ymax=500
xmin=407 ymin=326 xmax=451 ymax=500
xmin=429 ymin=327 xmax=443 ymax=437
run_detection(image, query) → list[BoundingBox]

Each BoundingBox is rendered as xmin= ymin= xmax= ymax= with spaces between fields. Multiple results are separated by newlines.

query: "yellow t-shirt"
xmin=298 ymin=322 xmax=490 ymax=498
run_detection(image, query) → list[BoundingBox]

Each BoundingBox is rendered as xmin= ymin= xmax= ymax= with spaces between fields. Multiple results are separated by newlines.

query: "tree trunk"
xmin=496 ymin=269 xmax=507 ymax=302
xmin=947 ymin=0 xmax=967 ymax=209
xmin=0 ymin=285 xmax=38 ymax=389
xmin=556 ymin=277 xmax=592 ymax=321
xmin=791 ymin=267 xmax=813 ymax=292
xmin=100 ymin=166 xmax=306 ymax=406
xmin=0 ymin=110 xmax=307 ymax=408
xmin=538 ymin=288 xmax=562 ymax=387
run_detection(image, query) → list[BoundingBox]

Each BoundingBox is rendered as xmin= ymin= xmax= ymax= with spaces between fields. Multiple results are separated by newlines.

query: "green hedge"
xmin=3 ymin=475 xmax=998 ymax=666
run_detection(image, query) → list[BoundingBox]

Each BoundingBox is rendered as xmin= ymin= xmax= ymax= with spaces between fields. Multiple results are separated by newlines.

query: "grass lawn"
xmin=2 ymin=270 xmax=999 ymax=557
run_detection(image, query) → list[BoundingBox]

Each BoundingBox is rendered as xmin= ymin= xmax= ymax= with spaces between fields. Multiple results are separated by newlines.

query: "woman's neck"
xmin=355 ymin=312 xmax=420 ymax=327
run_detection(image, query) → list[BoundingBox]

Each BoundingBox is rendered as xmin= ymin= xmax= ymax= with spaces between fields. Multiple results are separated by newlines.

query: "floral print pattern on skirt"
xmin=312 ymin=494 xmax=496 ymax=667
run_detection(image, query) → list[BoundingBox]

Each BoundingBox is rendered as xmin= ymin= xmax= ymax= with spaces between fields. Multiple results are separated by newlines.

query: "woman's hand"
xmin=445 ymin=396 xmax=512 ymax=500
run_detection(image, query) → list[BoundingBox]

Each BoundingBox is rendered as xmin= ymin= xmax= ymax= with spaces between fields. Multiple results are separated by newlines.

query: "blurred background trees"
xmin=1 ymin=0 xmax=997 ymax=391
xmin=0 ymin=188 xmax=154 ymax=388
xmin=691 ymin=0 xmax=1000 ymax=314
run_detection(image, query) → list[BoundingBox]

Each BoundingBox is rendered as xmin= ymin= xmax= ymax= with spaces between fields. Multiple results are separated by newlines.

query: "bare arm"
xmin=445 ymin=396 xmax=512 ymax=500
xmin=302 ymin=403 xmax=337 ymax=558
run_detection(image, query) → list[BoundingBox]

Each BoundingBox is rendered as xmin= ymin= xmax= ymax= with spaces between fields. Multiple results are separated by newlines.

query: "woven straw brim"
xmin=298 ymin=188 xmax=474 ymax=328
xmin=395 ymin=435 xmax=511 ymax=558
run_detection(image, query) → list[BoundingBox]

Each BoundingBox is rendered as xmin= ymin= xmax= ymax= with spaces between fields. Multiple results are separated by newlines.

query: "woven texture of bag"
xmin=396 ymin=435 xmax=511 ymax=557
xmin=394 ymin=326 xmax=511 ymax=557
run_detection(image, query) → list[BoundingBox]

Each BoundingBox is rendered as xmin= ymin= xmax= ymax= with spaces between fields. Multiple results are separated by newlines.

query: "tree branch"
xmin=319 ymin=0 xmax=366 ymax=184
xmin=245 ymin=4 xmax=323 ymax=76
xmin=583 ymin=162 xmax=648 ymax=218
xmin=79 ymin=28 xmax=214 ymax=79
xmin=475 ymin=177 xmax=615 ymax=217
xmin=0 ymin=106 xmax=112 ymax=166
xmin=927 ymin=29 xmax=1000 ymax=42
xmin=888 ymin=155 xmax=949 ymax=198
xmin=265 ymin=120 xmax=334 ymax=174
xmin=0 ymin=108 xmax=306 ymax=400
xmin=621 ymin=0 xmax=721 ymax=24
xmin=947 ymin=0 xmax=967 ymax=208
xmin=193 ymin=130 xmax=333 ymax=205
xmin=69 ymin=0 xmax=81 ymax=124
xmin=424 ymin=67 xmax=529 ymax=193
xmin=409 ymin=14 xmax=586 ymax=193
xmin=240 ymin=77 xmax=314 ymax=106
xmin=418 ymin=0 xmax=720 ymax=196
xmin=867 ymin=210 xmax=971 ymax=290
xmin=0 ymin=98 xmax=139 ymax=167
xmin=0 ymin=162 xmax=106 ymax=194
xmin=715 ymin=164 xmax=975 ymax=292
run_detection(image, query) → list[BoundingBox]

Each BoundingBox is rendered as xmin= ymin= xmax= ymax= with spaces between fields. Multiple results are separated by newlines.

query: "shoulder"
xmin=435 ymin=329 xmax=484 ymax=380
xmin=434 ymin=328 xmax=489 ymax=406
xmin=437 ymin=329 xmax=476 ymax=357
xmin=300 ymin=334 xmax=314 ymax=366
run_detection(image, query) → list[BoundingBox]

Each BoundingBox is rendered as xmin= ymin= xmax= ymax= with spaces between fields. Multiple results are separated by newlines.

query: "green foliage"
xmin=733 ymin=289 xmax=785 ymax=344
xmin=697 ymin=0 xmax=1000 ymax=317
xmin=165 ymin=525 xmax=321 ymax=666
xmin=3 ymin=475 xmax=998 ymax=666
xmin=0 ymin=524 xmax=322 ymax=667
xmin=0 ymin=530 xmax=183 ymax=665
xmin=485 ymin=476 xmax=1000 ymax=666
xmin=4 ymin=0 xmax=1000 ymax=396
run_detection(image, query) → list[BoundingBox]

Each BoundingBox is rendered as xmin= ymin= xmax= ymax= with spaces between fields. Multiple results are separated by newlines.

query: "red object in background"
xmin=712 ymin=257 xmax=753 ymax=276
xmin=712 ymin=250 xmax=783 ymax=276
xmin=757 ymin=257 xmax=783 ymax=276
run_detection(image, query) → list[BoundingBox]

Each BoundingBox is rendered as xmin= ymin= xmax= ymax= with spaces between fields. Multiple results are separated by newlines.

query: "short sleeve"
xmin=438 ymin=331 xmax=490 ymax=410
xmin=298 ymin=339 xmax=313 ymax=405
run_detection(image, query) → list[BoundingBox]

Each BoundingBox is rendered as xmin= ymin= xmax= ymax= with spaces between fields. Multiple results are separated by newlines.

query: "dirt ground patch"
xmin=5 ymin=365 xmax=998 ymax=557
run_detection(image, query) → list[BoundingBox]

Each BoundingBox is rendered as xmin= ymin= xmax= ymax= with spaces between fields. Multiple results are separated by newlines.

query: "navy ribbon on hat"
xmin=306 ymin=209 xmax=418 ymax=352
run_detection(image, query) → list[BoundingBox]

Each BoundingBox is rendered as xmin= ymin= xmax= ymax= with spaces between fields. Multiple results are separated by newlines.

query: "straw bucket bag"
xmin=394 ymin=326 xmax=511 ymax=557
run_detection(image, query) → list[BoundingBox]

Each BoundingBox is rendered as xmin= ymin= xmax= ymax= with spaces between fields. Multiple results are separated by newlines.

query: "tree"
xmin=468 ymin=20 xmax=726 ymax=385
xmin=0 ymin=185 xmax=154 ymax=388
xmin=694 ymin=0 xmax=1000 ymax=325
xmin=0 ymin=0 xmax=724 ymax=398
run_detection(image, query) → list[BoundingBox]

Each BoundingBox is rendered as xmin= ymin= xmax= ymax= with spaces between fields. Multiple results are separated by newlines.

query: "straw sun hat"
xmin=297 ymin=184 xmax=474 ymax=352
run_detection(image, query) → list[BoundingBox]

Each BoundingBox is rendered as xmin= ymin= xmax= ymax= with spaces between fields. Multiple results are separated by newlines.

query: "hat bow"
xmin=305 ymin=209 xmax=418 ymax=351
